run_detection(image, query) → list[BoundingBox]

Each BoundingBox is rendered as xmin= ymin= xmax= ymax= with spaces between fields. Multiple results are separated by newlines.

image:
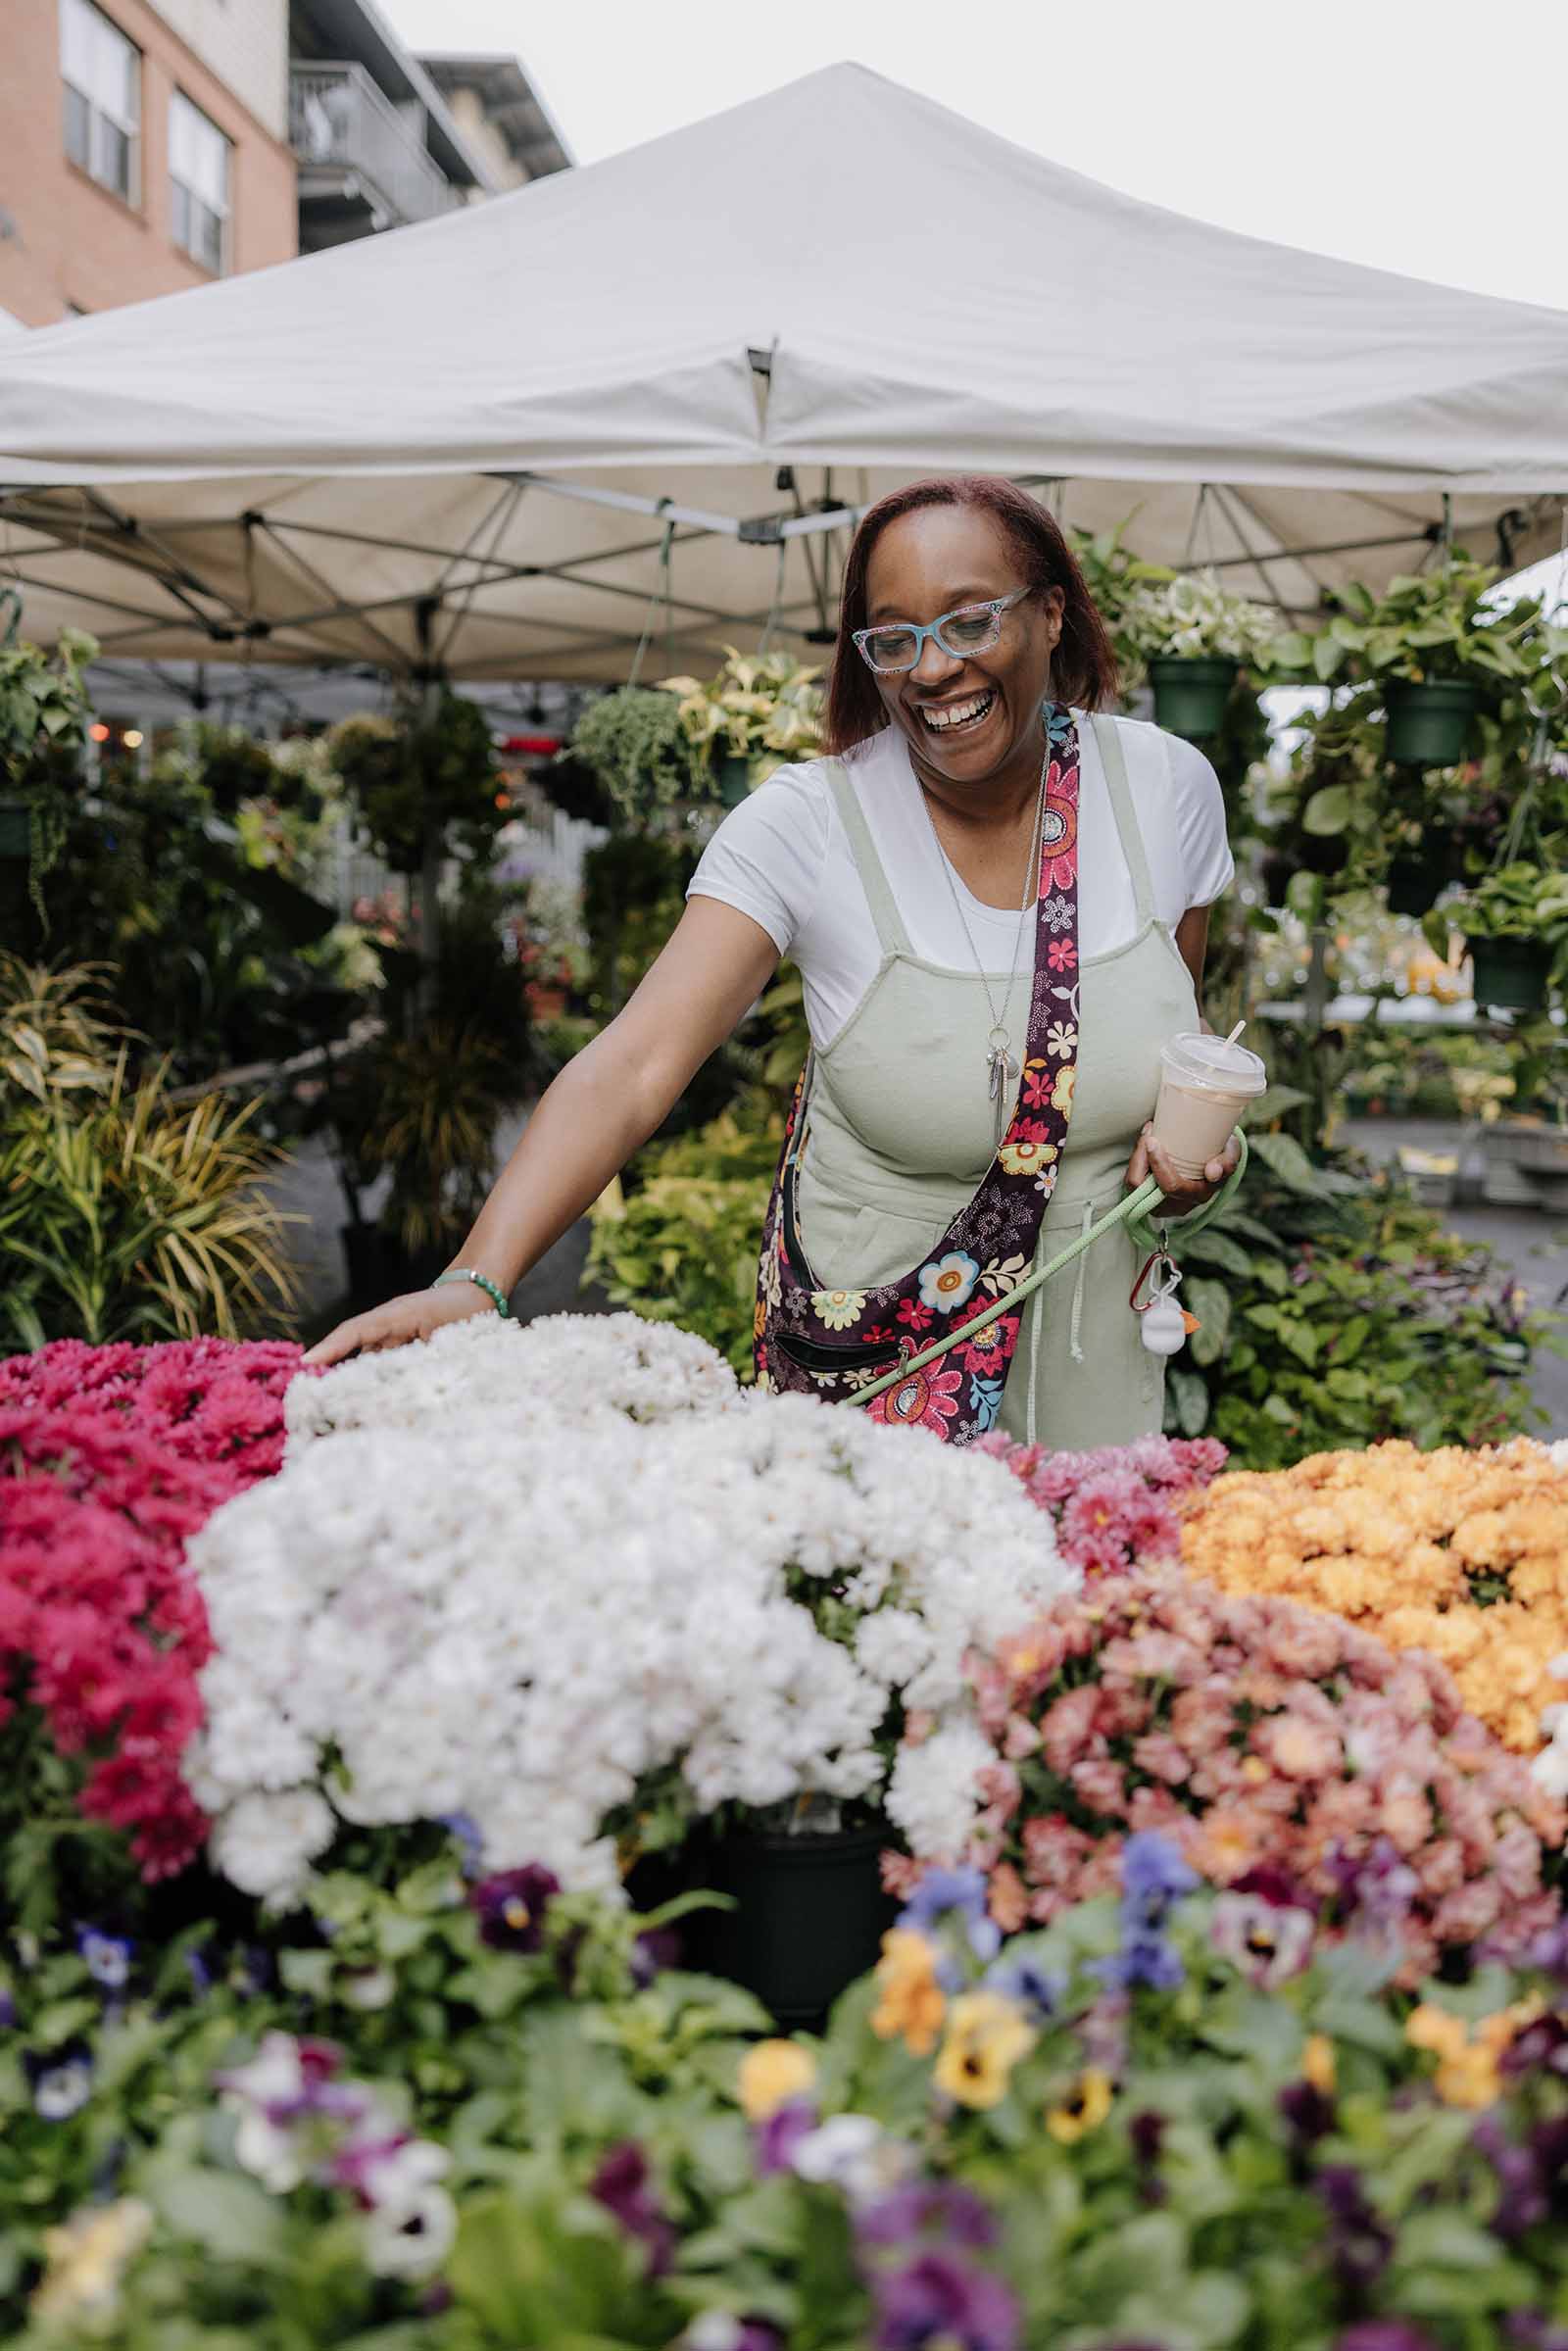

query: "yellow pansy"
xmin=933 ymin=1991 xmax=1036 ymax=2110
xmin=737 ymin=2038 xmax=817 ymax=2122
xmin=1301 ymin=2034 xmax=1337 ymax=2096
xmin=870 ymin=1929 xmax=947 ymax=2057
xmin=1046 ymin=2067 xmax=1114 ymax=2143
xmin=31 ymin=2200 xmax=153 ymax=2326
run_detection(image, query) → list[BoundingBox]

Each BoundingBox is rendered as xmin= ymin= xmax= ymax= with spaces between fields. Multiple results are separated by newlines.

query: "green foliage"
xmin=662 ymin=648 xmax=826 ymax=781
xmin=0 ymin=960 xmax=298 ymax=1347
xmin=579 ymin=831 xmax=699 ymax=1018
xmin=0 ymin=599 xmax=99 ymax=929
xmin=1275 ymin=561 xmax=1555 ymax=689
xmin=328 ymin=691 xmax=503 ymax=874
xmin=587 ymin=1108 xmax=780 ymax=1375
xmin=1436 ymin=855 xmax=1568 ymax=968
xmin=1164 ymin=1150 xmax=1544 ymax=1466
xmin=571 ymin=686 xmax=711 ymax=830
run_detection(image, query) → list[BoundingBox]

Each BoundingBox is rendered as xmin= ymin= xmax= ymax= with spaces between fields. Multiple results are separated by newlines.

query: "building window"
xmin=60 ymin=0 xmax=140 ymax=204
xmin=169 ymin=91 xmax=231 ymax=273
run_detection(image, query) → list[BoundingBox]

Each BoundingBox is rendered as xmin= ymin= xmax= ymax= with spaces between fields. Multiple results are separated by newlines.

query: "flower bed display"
xmin=895 ymin=1561 xmax=1563 ymax=1987
xmin=6 ymin=1834 xmax=1568 ymax=2348
xmin=1178 ymin=1439 xmax=1568 ymax=1754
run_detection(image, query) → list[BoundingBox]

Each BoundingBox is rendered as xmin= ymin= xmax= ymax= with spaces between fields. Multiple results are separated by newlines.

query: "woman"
xmin=305 ymin=478 xmax=1240 ymax=1450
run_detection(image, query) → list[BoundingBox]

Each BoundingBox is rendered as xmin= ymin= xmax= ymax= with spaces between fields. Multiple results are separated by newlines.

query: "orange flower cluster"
xmin=1179 ymin=1439 xmax=1568 ymax=1752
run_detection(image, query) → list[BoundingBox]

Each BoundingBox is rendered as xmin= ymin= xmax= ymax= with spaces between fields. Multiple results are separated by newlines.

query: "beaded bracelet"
xmin=431 ymin=1267 xmax=511 ymax=1318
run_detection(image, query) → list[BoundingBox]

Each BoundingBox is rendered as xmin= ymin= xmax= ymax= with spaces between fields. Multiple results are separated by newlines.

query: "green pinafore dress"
xmin=789 ymin=711 xmax=1200 ymax=1450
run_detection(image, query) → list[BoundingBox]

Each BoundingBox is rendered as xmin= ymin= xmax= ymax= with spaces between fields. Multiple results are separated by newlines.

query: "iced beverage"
xmin=1152 ymin=1032 xmax=1267 ymax=1179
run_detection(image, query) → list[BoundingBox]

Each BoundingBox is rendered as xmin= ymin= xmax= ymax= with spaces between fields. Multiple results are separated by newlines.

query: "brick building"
xmin=0 ymin=0 xmax=298 ymax=327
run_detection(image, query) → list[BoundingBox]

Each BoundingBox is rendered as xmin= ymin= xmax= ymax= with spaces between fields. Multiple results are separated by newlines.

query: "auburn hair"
xmin=822 ymin=475 xmax=1120 ymax=757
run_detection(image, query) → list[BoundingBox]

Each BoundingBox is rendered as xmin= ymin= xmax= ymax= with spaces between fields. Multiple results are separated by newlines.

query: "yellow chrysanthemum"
xmin=1046 ymin=2066 xmax=1114 ymax=2142
xmin=933 ymin=1991 xmax=1036 ymax=2110
xmin=737 ymin=2038 xmax=817 ymax=2122
xmin=870 ymin=1929 xmax=947 ymax=2057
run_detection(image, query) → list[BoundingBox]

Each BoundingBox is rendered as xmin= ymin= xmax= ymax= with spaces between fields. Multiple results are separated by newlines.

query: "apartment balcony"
xmin=289 ymin=63 xmax=464 ymax=249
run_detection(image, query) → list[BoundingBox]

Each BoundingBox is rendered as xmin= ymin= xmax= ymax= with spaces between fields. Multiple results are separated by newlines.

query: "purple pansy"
xmin=468 ymin=1864 xmax=561 ymax=1955
xmin=590 ymin=2140 xmax=675 ymax=2278
xmin=898 ymin=1870 xmax=1002 ymax=1966
xmin=871 ymin=2248 xmax=1020 ymax=2351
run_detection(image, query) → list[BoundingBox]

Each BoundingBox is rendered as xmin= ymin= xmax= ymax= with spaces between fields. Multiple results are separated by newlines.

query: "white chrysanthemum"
xmin=208 ymin=1787 xmax=337 ymax=1899
xmin=192 ymin=1337 xmax=1072 ymax=1899
xmin=884 ymin=1718 xmax=999 ymax=1863
xmin=284 ymin=1309 xmax=737 ymax=1456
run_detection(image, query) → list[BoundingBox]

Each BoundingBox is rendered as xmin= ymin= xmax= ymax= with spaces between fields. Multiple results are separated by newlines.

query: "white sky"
xmin=383 ymin=0 xmax=1568 ymax=309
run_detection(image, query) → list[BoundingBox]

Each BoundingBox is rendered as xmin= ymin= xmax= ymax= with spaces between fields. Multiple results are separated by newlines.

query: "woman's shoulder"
xmin=1087 ymin=706 xmax=1221 ymax=793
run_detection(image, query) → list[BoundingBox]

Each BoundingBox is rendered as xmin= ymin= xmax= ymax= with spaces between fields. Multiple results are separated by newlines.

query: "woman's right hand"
xmin=300 ymin=1281 xmax=501 ymax=1368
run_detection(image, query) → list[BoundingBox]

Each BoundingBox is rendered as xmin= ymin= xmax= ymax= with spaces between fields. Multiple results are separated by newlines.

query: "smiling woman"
xmin=302 ymin=478 xmax=1240 ymax=1456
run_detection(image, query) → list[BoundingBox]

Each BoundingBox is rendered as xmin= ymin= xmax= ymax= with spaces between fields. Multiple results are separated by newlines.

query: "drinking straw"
xmin=848 ymin=1174 xmax=1163 ymax=1411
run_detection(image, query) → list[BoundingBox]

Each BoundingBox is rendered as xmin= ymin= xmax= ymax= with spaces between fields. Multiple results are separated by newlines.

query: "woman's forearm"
xmin=440 ymin=1038 xmax=675 ymax=1294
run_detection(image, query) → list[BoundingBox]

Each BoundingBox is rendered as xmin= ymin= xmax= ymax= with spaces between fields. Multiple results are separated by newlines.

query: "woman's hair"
xmin=822 ymin=475 xmax=1120 ymax=756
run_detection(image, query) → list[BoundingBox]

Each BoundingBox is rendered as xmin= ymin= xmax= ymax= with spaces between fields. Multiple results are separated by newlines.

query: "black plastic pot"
xmin=1469 ymin=938 xmax=1552 ymax=1015
xmin=1149 ymin=657 xmax=1238 ymax=741
xmin=634 ymin=1823 xmax=897 ymax=2030
xmin=1384 ymin=679 xmax=1480 ymax=767
xmin=1386 ymin=843 xmax=1454 ymax=917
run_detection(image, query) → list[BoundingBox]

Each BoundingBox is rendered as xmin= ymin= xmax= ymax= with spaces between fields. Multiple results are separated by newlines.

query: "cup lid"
xmin=1160 ymin=1031 xmax=1268 ymax=1094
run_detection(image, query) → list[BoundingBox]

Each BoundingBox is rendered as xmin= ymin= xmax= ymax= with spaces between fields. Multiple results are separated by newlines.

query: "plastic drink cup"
xmin=1152 ymin=1031 xmax=1267 ymax=1178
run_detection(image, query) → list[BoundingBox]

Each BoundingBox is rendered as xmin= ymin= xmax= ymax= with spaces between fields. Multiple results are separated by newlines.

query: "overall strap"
xmin=1089 ymin=711 xmax=1155 ymax=927
xmin=825 ymin=759 xmax=914 ymax=958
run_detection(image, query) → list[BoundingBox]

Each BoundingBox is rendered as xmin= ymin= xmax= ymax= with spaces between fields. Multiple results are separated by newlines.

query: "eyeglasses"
xmin=852 ymin=588 xmax=1030 ymax=675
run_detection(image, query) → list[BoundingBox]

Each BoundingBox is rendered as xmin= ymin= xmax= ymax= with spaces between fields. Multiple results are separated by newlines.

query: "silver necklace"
xmin=926 ymin=746 xmax=1050 ymax=1138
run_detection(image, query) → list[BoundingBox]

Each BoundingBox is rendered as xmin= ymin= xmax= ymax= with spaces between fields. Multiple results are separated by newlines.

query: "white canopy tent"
xmin=2 ymin=62 xmax=1567 ymax=685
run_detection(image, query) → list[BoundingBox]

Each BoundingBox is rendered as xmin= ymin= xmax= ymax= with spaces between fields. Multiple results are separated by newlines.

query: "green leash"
xmin=847 ymin=1132 xmax=1250 ymax=1413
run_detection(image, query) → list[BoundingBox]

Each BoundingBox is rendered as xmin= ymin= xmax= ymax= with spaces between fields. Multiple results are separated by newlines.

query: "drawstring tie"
xmin=1069 ymin=1200 xmax=1094 ymax=1365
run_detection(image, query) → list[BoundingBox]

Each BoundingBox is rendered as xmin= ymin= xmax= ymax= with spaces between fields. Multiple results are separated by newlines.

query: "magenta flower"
xmin=590 ymin=2141 xmax=675 ymax=2278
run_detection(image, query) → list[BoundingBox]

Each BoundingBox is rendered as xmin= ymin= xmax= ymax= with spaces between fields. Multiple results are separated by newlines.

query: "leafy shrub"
xmin=586 ymin=1109 xmax=780 ymax=1374
xmin=1167 ymin=1134 xmax=1544 ymax=1466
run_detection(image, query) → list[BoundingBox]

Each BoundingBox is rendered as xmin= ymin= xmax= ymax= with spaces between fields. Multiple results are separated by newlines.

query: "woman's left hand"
xmin=1124 ymin=1121 xmax=1241 ymax=1216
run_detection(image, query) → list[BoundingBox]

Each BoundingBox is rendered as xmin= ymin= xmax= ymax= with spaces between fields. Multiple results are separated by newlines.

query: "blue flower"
xmin=1091 ymin=1931 xmax=1186 ymax=1993
xmin=898 ymin=1869 xmax=1001 ymax=1965
xmin=438 ymin=1812 xmax=485 ymax=1880
xmin=1119 ymin=1834 xmax=1198 ymax=1932
xmin=983 ymin=1954 xmax=1065 ymax=2020
xmin=75 ymin=1928 xmax=132 ymax=1991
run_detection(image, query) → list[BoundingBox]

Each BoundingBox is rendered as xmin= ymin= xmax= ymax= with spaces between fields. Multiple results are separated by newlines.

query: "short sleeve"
xmin=686 ymin=761 xmax=832 ymax=957
xmin=1165 ymin=735 xmax=1235 ymax=910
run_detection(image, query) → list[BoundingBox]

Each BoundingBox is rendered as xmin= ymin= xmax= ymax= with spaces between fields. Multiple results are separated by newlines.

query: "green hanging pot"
xmin=1384 ymin=679 xmax=1480 ymax=767
xmin=716 ymin=753 xmax=754 ymax=809
xmin=1469 ymin=936 xmax=1552 ymax=1014
xmin=1148 ymin=657 xmax=1238 ymax=741
xmin=0 ymin=801 xmax=32 ymax=859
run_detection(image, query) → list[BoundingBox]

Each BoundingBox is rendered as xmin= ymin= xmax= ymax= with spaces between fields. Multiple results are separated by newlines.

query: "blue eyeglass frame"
xmin=852 ymin=587 xmax=1031 ymax=673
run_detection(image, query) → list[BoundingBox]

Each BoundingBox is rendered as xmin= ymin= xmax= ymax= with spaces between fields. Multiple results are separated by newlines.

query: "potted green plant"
xmin=0 ymin=597 xmax=98 ymax=927
xmin=1430 ymin=856 xmax=1568 ymax=1014
xmin=328 ymin=690 xmax=504 ymax=875
xmin=1279 ymin=561 xmax=1544 ymax=766
xmin=662 ymin=648 xmax=826 ymax=805
xmin=570 ymin=684 xmax=711 ymax=829
xmin=1119 ymin=567 xmax=1282 ymax=739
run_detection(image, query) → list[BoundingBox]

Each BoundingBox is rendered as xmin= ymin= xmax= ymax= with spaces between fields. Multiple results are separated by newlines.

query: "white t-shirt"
xmin=687 ymin=711 xmax=1234 ymax=1048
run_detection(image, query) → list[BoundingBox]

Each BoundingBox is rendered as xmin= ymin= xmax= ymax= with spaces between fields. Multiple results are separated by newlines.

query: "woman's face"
xmin=861 ymin=504 xmax=1064 ymax=790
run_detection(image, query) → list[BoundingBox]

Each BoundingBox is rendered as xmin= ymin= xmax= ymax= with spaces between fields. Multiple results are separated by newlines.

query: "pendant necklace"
xmin=927 ymin=740 xmax=1050 ymax=1143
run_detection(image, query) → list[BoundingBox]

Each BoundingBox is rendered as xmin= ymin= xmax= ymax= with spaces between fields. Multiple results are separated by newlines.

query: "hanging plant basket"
xmin=0 ymin=800 xmax=32 ymax=859
xmin=635 ymin=1821 xmax=896 ymax=2029
xmin=1148 ymin=657 xmax=1238 ymax=741
xmin=716 ymin=753 xmax=754 ymax=810
xmin=1386 ymin=841 xmax=1455 ymax=917
xmin=1469 ymin=937 xmax=1552 ymax=1015
xmin=1384 ymin=679 xmax=1480 ymax=767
